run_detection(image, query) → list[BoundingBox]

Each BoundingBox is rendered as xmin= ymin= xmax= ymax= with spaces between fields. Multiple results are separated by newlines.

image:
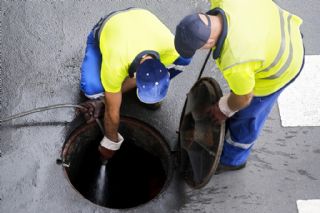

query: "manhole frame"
xmin=60 ymin=115 xmax=175 ymax=210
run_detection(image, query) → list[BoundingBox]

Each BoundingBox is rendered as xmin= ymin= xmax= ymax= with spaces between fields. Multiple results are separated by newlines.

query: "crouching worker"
xmin=79 ymin=8 xmax=191 ymax=162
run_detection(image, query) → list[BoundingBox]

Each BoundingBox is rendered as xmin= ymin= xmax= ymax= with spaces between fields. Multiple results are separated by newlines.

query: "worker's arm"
xmin=209 ymin=61 xmax=259 ymax=124
xmin=228 ymin=91 xmax=253 ymax=112
xmin=173 ymin=56 xmax=192 ymax=66
xmin=167 ymin=56 xmax=192 ymax=79
xmin=104 ymin=91 xmax=122 ymax=141
xmin=208 ymin=92 xmax=253 ymax=124
xmin=98 ymin=91 xmax=123 ymax=161
xmin=121 ymin=77 xmax=136 ymax=93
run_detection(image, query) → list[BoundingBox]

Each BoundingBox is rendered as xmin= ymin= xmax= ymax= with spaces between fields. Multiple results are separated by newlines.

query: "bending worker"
xmin=175 ymin=0 xmax=304 ymax=172
xmin=79 ymin=8 xmax=190 ymax=161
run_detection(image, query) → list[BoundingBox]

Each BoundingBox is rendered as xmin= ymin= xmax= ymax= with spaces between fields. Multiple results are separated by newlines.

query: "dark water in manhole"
xmin=65 ymin=124 xmax=168 ymax=209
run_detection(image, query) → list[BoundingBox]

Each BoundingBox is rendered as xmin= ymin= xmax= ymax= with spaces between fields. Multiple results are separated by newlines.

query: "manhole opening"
xmin=62 ymin=116 xmax=173 ymax=209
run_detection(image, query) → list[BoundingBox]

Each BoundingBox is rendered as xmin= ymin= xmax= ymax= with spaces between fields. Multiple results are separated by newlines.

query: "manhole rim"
xmin=60 ymin=115 xmax=175 ymax=210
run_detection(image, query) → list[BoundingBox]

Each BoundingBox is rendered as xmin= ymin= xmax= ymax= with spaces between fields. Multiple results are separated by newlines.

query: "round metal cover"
xmin=179 ymin=77 xmax=225 ymax=188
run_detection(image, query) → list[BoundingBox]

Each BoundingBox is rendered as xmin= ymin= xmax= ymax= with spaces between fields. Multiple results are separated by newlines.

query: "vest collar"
xmin=128 ymin=50 xmax=160 ymax=78
xmin=206 ymin=8 xmax=228 ymax=59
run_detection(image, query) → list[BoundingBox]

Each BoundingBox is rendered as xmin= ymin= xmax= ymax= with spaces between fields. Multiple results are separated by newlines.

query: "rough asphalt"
xmin=1 ymin=1 xmax=319 ymax=213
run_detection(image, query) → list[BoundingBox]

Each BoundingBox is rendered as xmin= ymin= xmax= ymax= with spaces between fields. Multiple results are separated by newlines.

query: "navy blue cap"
xmin=136 ymin=59 xmax=170 ymax=104
xmin=175 ymin=13 xmax=211 ymax=58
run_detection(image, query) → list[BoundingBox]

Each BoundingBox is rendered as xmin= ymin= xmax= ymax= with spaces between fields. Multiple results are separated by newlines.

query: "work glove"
xmin=207 ymin=94 xmax=238 ymax=124
xmin=98 ymin=133 xmax=124 ymax=162
xmin=78 ymin=99 xmax=104 ymax=123
xmin=207 ymin=103 xmax=228 ymax=125
xmin=192 ymin=94 xmax=237 ymax=124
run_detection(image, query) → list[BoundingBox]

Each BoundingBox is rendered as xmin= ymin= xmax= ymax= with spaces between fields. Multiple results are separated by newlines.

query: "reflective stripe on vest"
xmin=259 ymin=8 xmax=294 ymax=80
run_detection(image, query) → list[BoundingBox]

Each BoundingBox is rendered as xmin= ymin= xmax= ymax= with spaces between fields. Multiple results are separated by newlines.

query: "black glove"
xmin=78 ymin=99 xmax=104 ymax=123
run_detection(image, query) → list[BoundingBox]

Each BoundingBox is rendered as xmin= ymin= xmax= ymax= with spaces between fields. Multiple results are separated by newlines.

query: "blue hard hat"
xmin=136 ymin=59 xmax=170 ymax=104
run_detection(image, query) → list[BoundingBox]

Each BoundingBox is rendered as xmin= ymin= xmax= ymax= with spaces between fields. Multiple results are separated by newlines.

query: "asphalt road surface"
xmin=0 ymin=1 xmax=319 ymax=213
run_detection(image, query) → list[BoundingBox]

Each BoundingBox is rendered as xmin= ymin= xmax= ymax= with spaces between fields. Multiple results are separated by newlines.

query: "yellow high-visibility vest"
xmin=210 ymin=0 xmax=304 ymax=96
xmin=99 ymin=8 xmax=179 ymax=93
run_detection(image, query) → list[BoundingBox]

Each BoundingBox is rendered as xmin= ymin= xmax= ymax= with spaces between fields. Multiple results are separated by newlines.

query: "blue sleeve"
xmin=168 ymin=68 xmax=183 ymax=79
xmin=173 ymin=56 xmax=192 ymax=66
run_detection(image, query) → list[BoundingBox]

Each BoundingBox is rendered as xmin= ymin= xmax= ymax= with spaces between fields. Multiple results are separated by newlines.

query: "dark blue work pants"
xmin=220 ymin=62 xmax=304 ymax=166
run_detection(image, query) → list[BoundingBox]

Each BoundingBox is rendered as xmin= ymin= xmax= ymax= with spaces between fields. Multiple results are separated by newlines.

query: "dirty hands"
xmin=208 ymin=94 xmax=238 ymax=124
xmin=78 ymin=99 xmax=104 ymax=123
xmin=207 ymin=103 xmax=228 ymax=125
xmin=98 ymin=133 xmax=124 ymax=161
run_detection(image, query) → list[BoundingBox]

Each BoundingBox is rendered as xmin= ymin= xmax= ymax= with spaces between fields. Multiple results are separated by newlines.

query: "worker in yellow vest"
xmin=79 ymin=8 xmax=191 ymax=161
xmin=174 ymin=0 xmax=304 ymax=173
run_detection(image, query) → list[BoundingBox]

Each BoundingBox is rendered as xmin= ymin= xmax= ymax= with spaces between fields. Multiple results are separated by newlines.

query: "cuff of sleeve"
xmin=100 ymin=133 xmax=124 ymax=151
xmin=218 ymin=94 xmax=238 ymax=117
xmin=173 ymin=56 xmax=192 ymax=65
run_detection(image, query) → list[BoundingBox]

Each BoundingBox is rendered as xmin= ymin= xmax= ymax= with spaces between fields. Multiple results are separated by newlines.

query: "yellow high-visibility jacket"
xmin=98 ymin=8 xmax=179 ymax=93
xmin=210 ymin=0 xmax=304 ymax=96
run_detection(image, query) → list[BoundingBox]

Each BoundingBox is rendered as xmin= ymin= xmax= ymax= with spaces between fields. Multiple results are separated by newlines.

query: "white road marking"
xmin=297 ymin=200 xmax=320 ymax=213
xmin=278 ymin=55 xmax=320 ymax=127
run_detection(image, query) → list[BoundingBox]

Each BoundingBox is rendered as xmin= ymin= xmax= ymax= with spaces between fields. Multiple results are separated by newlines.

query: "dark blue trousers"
xmin=219 ymin=89 xmax=284 ymax=166
xmin=220 ymin=64 xmax=304 ymax=166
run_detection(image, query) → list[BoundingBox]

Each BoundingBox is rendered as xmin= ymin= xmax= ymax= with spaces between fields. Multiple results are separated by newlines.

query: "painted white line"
xmin=297 ymin=200 xmax=320 ymax=213
xmin=278 ymin=55 xmax=320 ymax=127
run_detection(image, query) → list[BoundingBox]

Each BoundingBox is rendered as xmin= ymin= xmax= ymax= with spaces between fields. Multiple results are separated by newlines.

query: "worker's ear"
xmin=201 ymin=38 xmax=216 ymax=49
xmin=207 ymin=38 xmax=215 ymax=43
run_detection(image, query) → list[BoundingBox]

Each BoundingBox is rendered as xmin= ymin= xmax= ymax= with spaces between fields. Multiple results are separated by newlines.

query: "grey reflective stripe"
xmin=225 ymin=9 xmax=287 ymax=73
xmin=257 ymin=9 xmax=286 ymax=74
xmin=97 ymin=8 xmax=139 ymax=41
xmin=264 ymin=14 xmax=293 ymax=79
xmin=223 ymin=59 xmax=264 ymax=71
xmin=225 ymin=131 xmax=255 ymax=150
xmin=262 ymin=9 xmax=286 ymax=72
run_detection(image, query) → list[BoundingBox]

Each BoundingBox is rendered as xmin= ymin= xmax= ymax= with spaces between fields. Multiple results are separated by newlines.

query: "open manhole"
xmin=59 ymin=77 xmax=224 ymax=209
xmin=61 ymin=116 xmax=173 ymax=209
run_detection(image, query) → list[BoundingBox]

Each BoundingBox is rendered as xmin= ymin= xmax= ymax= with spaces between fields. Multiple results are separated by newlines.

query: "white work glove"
xmin=208 ymin=94 xmax=238 ymax=124
xmin=217 ymin=94 xmax=238 ymax=118
xmin=98 ymin=133 xmax=124 ymax=161
xmin=193 ymin=94 xmax=238 ymax=124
